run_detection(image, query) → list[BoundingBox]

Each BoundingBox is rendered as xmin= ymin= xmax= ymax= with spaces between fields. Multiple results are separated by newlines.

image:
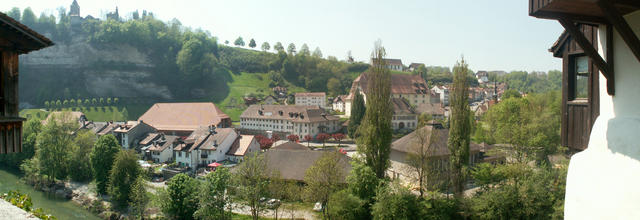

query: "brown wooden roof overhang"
xmin=0 ymin=12 xmax=54 ymax=54
xmin=530 ymin=0 xmax=640 ymax=96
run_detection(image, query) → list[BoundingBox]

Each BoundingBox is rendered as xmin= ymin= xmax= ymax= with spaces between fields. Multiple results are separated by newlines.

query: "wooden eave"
xmin=530 ymin=0 xmax=640 ymax=23
xmin=550 ymin=31 xmax=571 ymax=57
xmin=530 ymin=0 xmax=640 ymax=96
xmin=0 ymin=12 xmax=53 ymax=54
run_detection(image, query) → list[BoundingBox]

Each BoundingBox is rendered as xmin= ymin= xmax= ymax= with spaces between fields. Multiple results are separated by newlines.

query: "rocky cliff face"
xmin=19 ymin=35 xmax=173 ymax=107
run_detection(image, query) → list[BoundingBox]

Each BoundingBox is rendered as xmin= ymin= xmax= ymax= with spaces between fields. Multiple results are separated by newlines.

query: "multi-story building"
xmin=174 ymin=126 xmax=238 ymax=171
xmin=332 ymin=95 xmax=346 ymax=112
xmin=295 ymin=92 xmax=326 ymax=107
xmin=431 ymin=86 xmax=449 ymax=106
xmin=345 ymin=73 xmax=429 ymax=116
xmin=140 ymin=133 xmax=178 ymax=163
xmin=240 ymin=105 xmax=341 ymax=138
xmin=113 ymin=120 xmax=156 ymax=150
xmin=391 ymin=98 xmax=418 ymax=131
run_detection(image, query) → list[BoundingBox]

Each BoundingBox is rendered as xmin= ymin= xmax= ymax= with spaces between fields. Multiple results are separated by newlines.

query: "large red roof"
xmin=138 ymin=102 xmax=229 ymax=131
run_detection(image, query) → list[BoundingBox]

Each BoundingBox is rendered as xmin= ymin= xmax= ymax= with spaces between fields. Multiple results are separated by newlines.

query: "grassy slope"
xmin=122 ymin=72 xmax=307 ymax=122
xmin=215 ymin=72 xmax=307 ymax=121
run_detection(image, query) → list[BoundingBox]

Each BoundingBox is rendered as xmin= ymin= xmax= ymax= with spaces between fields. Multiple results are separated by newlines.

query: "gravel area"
xmin=0 ymin=200 xmax=39 ymax=220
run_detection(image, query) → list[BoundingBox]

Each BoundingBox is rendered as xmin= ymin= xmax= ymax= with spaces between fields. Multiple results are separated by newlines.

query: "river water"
xmin=0 ymin=168 xmax=100 ymax=220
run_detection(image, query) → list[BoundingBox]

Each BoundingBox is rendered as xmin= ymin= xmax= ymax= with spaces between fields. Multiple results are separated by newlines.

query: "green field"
xmin=20 ymin=106 xmax=128 ymax=122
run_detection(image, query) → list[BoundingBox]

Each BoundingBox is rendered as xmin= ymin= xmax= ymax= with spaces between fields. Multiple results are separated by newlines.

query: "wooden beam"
xmin=532 ymin=10 xmax=608 ymax=24
xmin=606 ymin=25 xmax=616 ymax=95
xmin=613 ymin=0 xmax=640 ymax=9
xmin=598 ymin=0 xmax=640 ymax=63
xmin=559 ymin=18 xmax=614 ymax=81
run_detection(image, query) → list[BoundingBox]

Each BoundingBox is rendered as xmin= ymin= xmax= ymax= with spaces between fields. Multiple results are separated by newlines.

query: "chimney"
xmin=208 ymin=125 xmax=217 ymax=134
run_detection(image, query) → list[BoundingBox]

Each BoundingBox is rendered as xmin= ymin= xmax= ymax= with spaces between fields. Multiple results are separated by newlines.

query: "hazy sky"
xmin=3 ymin=0 xmax=564 ymax=72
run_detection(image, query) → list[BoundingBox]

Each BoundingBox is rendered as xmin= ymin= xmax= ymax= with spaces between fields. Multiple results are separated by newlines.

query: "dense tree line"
xmin=8 ymin=6 xmax=368 ymax=104
xmin=15 ymin=112 xmax=147 ymax=216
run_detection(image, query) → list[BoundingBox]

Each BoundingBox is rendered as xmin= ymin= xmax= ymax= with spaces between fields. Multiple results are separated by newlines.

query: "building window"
xmin=571 ymin=55 xmax=589 ymax=100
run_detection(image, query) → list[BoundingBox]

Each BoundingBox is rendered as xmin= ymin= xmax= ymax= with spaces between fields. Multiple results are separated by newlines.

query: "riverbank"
xmin=0 ymin=168 xmax=100 ymax=220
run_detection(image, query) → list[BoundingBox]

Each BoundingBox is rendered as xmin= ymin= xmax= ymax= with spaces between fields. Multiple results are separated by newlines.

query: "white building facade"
xmin=295 ymin=92 xmax=326 ymax=107
xmin=240 ymin=105 xmax=341 ymax=137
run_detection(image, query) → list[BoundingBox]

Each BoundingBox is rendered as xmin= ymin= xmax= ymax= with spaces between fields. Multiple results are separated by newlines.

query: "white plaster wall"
xmin=564 ymin=10 xmax=640 ymax=219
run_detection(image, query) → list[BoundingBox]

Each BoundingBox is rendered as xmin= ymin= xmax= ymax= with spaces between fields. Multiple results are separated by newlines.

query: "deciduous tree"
xmin=304 ymin=151 xmax=347 ymax=219
xmin=91 ymin=134 xmax=121 ymax=195
xmin=286 ymin=134 xmax=299 ymax=142
xmin=36 ymin=113 xmax=75 ymax=181
xmin=348 ymin=90 xmax=366 ymax=138
xmin=357 ymin=42 xmax=393 ymax=178
xmin=233 ymin=153 xmax=271 ymax=220
xmin=312 ymin=47 xmax=323 ymax=58
xmin=249 ymin=38 xmax=257 ymax=48
xmin=129 ymin=176 xmax=149 ymax=219
xmin=274 ymin=42 xmax=284 ymax=52
xmin=195 ymin=168 xmax=232 ymax=220
xmin=109 ymin=150 xmax=141 ymax=208
xmin=261 ymin=42 xmax=270 ymax=52
xmin=448 ymin=56 xmax=472 ymax=198
xmin=162 ymin=173 xmax=199 ymax=220
xmin=287 ymin=43 xmax=296 ymax=54
xmin=69 ymin=130 xmax=95 ymax=182
xmin=316 ymin=133 xmax=330 ymax=148
xmin=234 ymin=36 xmax=245 ymax=47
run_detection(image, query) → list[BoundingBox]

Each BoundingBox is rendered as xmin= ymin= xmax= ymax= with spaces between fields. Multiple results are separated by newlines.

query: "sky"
xmin=3 ymin=0 xmax=565 ymax=72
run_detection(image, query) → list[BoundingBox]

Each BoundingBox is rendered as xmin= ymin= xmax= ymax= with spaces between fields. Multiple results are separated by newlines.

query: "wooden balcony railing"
xmin=0 ymin=117 xmax=24 ymax=154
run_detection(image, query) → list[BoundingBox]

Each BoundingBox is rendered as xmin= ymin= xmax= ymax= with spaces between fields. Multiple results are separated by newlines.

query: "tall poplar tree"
xmin=347 ymin=90 xmax=365 ymax=138
xmin=448 ymin=57 xmax=472 ymax=198
xmin=357 ymin=41 xmax=393 ymax=178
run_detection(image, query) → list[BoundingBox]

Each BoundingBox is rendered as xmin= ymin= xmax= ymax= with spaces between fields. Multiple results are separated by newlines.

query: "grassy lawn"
xmin=232 ymin=213 xmax=275 ymax=220
xmin=20 ymin=106 xmax=127 ymax=122
xmin=19 ymin=109 xmax=49 ymax=120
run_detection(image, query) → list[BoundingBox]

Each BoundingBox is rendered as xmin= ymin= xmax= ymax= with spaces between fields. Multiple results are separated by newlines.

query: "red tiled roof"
xmin=138 ymin=102 xmax=229 ymax=132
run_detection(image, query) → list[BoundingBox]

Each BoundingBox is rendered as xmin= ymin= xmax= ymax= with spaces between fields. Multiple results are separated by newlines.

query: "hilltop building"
xmin=408 ymin=63 xmax=425 ymax=72
xmin=0 ymin=12 xmax=53 ymax=154
xmin=371 ymin=58 xmax=404 ymax=71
